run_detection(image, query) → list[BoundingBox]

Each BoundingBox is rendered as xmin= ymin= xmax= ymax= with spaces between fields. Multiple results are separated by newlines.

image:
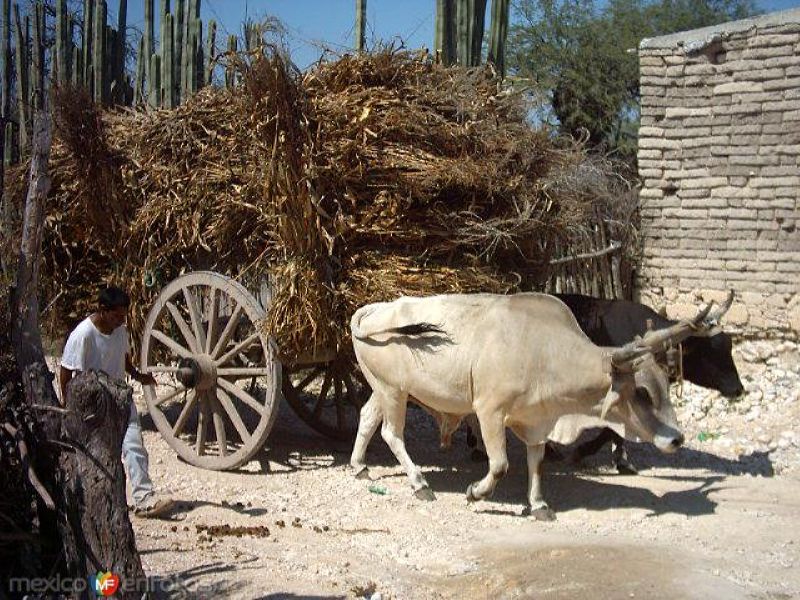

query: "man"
xmin=59 ymin=286 xmax=174 ymax=518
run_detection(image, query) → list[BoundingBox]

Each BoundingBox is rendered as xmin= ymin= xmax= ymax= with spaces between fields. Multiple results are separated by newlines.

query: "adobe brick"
xmin=746 ymin=34 xmax=800 ymax=48
xmin=763 ymin=55 xmax=800 ymax=69
xmin=741 ymin=47 xmax=793 ymax=60
xmin=763 ymin=99 xmax=800 ymax=112
xmin=664 ymin=127 xmax=712 ymax=139
xmin=763 ymin=77 xmax=800 ymax=91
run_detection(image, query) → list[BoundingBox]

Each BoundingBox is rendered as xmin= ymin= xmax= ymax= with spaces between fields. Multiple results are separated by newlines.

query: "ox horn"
xmin=704 ymin=289 xmax=734 ymax=325
xmin=611 ymin=302 xmax=713 ymax=369
xmin=640 ymin=302 xmax=712 ymax=351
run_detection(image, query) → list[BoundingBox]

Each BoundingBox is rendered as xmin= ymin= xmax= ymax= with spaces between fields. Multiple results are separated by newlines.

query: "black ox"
xmin=555 ymin=292 xmax=744 ymax=473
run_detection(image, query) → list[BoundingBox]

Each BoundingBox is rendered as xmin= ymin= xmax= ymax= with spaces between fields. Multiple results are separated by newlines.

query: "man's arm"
xmin=59 ymin=366 xmax=74 ymax=406
xmin=125 ymin=353 xmax=156 ymax=386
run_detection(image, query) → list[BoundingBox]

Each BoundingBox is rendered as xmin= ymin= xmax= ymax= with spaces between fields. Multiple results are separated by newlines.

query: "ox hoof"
xmin=615 ymin=462 xmax=638 ymax=476
xmin=470 ymin=449 xmax=488 ymax=463
xmin=354 ymin=467 xmax=371 ymax=480
xmin=414 ymin=487 xmax=436 ymax=502
xmin=524 ymin=505 xmax=556 ymax=521
xmin=465 ymin=483 xmax=481 ymax=503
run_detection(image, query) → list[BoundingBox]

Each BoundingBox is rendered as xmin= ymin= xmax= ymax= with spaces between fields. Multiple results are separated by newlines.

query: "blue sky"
xmin=123 ymin=0 xmax=800 ymax=70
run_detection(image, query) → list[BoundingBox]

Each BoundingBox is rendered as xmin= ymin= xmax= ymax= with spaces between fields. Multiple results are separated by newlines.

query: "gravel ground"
xmin=118 ymin=339 xmax=800 ymax=599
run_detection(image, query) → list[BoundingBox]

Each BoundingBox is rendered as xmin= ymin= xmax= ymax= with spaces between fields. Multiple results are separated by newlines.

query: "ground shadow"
xmin=253 ymin=595 xmax=346 ymax=600
xmin=623 ymin=443 xmax=775 ymax=477
xmin=146 ymin=560 xmax=252 ymax=599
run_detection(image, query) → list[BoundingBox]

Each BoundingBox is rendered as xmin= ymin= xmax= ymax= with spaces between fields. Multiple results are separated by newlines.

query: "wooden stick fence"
xmin=545 ymin=210 xmax=631 ymax=300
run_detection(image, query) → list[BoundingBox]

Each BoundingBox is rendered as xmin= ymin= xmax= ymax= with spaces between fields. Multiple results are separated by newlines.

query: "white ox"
xmin=349 ymin=292 xmax=723 ymax=520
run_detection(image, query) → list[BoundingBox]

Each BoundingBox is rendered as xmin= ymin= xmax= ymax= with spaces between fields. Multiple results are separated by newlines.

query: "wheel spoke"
xmin=218 ymin=377 xmax=266 ymax=415
xmin=171 ymin=390 xmax=197 ymax=436
xmin=344 ymin=373 xmax=359 ymax=407
xmin=151 ymin=329 xmax=194 ymax=360
xmin=205 ymin=288 xmax=219 ymax=354
xmin=183 ymin=286 xmax=208 ymax=352
xmin=312 ymin=371 xmax=334 ymax=419
xmin=215 ymin=332 xmax=260 ymax=367
xmin=165 ymin=301 xmax=200 ymax=353
xmin=216 ymin=388 xmax=251 ymax=443
xmin=211 ymin=396 xmax=228 ymax=456
xmin=216 ymin=367 xmax=272 ymax=378
xmin=153 ymin=384 xmax=187 ymax=407
xmin=293 ymin=366 xmax=325 ymax=392
xmin=211 ymin=304 xmax=243 ymax=359
xmin=196 ymin=396 xmax=209 ymax=456
xmin=334 ymin=377 xmax=346 ymax=431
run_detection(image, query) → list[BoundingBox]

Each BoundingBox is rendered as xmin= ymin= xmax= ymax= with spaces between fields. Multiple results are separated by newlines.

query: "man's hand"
xmin=131 ymin=368 xmax=156 ymax=386
xmin=138 ymin=372 xmax=157 ymax=386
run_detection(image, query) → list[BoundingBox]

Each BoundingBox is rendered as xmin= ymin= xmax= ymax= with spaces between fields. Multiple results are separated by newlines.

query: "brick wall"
xmin=637 ymin=8 xmax=800 ymax=339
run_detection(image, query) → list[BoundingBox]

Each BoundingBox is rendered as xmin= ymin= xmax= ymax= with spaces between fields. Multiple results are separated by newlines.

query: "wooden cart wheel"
xmin=282 ymin=361 xmax=370 ymax=441
xmin=140 ymin=271 xmax=280 ymax=470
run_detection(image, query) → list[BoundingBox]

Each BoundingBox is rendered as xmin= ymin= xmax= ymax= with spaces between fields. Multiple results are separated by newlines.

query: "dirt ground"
xmin=130 ymin=366 xmax=800 ymax=600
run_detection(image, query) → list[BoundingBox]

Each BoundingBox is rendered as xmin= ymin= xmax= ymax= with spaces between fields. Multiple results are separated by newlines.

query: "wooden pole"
xmin=11 ymin=110 xmax=50 ymax=370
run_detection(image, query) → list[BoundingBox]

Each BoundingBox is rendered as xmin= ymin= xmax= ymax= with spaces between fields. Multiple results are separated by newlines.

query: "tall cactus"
xmin=471 ymin=0 xmax=487 ymax=67
xmin=1 ymin=0 xmax=10 ymax=120
xmin=148 ymin=51 xmax=159 ymax=108
xmin=72 ymin=38 xmax=81 ymax=87
xmin=355 ymin=0 xmax=366 ymax=51
xmin=143 ymin=0 xmax=153 ymax=93
xmin=4 ymin=121 xmax=11 ymax=165
xmin=173 ymin=0 xmax=183 ymax=98
xmin=161 ymin=12 xmax=174 ymax=107
xmin=181 ymin=0 xmax=190 ymax=101
xmin=133 ymin=33 xmax=144 ymax=103
xmin=435 ymin=0 xmax=456 ymax=65
xmin=194 ymin=18 xmax=202 ymax=92
xmin=204 ymin=18 xmax=215 ymax=86
xmin=114 ymin=0 xmax=127 ymax=101
xmin=1 ymin=0 xmax=8 ymax=168
xmin=225 ymin=33 xmax=236 ymax=89
xmin=92 ymin=0 xmax=105 ymax=103
xmin=454 ymin=0 xmax=490 ymax=68
xmin=83 ymin=0 xmax=94 ymax=87
xmin=54 ymin=0 xmax=67 ymax=84
xmin=487 ymin=0 xmax=509 ymax=77
xmin=31 ymin=2 xmax=44 ymax=109
xmin=13 ymin=4 xmax=28 ymax=151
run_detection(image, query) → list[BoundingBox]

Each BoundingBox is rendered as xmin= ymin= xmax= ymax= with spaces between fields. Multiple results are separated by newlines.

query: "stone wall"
xmin=637 ymin=9 xmax=800 ymax=338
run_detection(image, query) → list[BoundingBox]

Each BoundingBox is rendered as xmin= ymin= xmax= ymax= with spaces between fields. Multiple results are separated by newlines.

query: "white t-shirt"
xmin=61 ymin=316 xmax=129 ymax=381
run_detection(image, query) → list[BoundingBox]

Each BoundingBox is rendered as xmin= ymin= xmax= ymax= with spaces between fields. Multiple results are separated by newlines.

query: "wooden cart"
xmin=139 ymin=271 xmax=368 ymax=470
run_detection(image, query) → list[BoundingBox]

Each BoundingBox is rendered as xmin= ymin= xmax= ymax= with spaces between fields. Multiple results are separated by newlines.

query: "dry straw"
xmin=2 ymin=48 xmax=635 ymax=362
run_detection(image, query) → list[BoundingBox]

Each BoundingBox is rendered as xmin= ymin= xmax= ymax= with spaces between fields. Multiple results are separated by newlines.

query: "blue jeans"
xmin=122 ymin=402 xmax=155 ymax=506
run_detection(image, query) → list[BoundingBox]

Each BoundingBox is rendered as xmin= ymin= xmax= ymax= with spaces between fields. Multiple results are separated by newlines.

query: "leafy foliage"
xmin=507 ymin=0 xmax=760 ymax=162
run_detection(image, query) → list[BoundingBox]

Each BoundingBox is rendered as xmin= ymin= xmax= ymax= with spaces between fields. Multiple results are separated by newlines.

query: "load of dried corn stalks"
xmin=2 ymin=48 xmax=636 ymax=361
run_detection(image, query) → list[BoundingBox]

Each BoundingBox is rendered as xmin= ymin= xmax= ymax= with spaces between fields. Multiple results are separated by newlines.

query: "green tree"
xmin=508 ymin=0 xmax=759 ymax=161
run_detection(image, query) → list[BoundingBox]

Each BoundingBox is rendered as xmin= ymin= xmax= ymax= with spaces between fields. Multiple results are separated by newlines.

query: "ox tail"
xmin=350 ymin=306 xmax=449 ymax=341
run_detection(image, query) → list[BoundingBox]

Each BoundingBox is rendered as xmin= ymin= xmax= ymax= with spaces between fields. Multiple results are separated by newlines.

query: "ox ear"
xmin=600 ymin=389 xmax=621 ymax=420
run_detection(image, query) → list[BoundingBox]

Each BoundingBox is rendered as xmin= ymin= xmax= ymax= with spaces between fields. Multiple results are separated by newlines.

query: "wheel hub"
xmin=177 ymin=356 xmax=217 ymax=390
